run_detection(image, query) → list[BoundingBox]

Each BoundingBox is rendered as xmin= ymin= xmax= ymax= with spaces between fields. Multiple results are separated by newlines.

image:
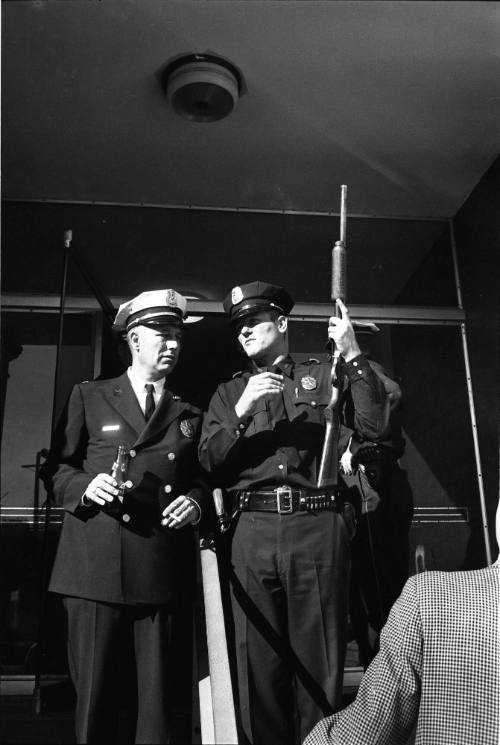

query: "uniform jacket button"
xmin=122 ymin=513 xmax=131 ymax=523
xmin=165 ymin=484 xmax=172 ymax=494
xmin=129 ymin=449 xmax=136 ymax=458
xmin=168 ymin=452 xmax=175 ymax=461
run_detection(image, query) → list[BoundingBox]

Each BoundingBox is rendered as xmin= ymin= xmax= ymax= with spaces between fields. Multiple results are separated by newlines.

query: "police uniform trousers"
xmin=229 ymin=508 xmax=351 ymax=745
xmin=63 ymin=597 xmax=172 ymax=744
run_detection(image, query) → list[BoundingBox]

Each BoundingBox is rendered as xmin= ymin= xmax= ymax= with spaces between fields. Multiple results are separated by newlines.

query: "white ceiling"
xmin=2 ymin=0 xmax=499 ymax=218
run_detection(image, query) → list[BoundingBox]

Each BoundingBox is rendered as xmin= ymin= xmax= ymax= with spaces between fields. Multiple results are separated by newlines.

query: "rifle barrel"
xmin=339 ymin=185 xmax=347 ymax=246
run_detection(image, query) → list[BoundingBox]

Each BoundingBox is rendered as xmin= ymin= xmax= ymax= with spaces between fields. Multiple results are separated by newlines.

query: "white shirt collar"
xmin=127 ymin=367 xmax=165 ymax=406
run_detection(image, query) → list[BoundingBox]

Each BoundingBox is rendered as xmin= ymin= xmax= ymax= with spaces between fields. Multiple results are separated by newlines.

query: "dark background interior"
xmin=0 ymin=5 xmax=498 ymax=738
xmin=2 ymin=159 xmax=498 ymax=554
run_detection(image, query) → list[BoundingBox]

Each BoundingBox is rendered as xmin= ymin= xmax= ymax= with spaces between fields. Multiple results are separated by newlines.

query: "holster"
xmin=352 ymin=444 xmax=397 ymax=488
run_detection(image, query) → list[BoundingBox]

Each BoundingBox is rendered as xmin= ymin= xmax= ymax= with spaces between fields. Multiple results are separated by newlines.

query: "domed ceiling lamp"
xmin=160 ymin=52 xmax=245 ymax=122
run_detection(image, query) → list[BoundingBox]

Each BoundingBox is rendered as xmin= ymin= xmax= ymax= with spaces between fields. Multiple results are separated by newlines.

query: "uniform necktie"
xmin=144 ymin=384 xmax=156 ymax=422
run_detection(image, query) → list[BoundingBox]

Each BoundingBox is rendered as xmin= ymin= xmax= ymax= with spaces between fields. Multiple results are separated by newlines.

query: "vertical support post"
xmin=449 ymin=219 xmax=492 ymax=564
xmin=92 ymin=311 xmax=103 ymax=379
xmin=33 ymin=229 xmax=72 ymax=715
xmin=49 ymin=229 xmax=72 ymax=445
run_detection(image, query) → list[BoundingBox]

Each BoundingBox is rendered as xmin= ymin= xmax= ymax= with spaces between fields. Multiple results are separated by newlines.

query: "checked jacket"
xmin=304 ymin=563 xmax=500 ymax=745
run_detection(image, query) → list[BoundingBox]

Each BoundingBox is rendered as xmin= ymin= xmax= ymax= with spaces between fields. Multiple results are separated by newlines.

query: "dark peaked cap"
xmin=223 ymin=281 xmax=294 ymax=323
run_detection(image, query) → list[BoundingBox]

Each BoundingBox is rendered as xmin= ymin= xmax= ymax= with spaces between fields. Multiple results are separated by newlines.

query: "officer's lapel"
xmin=106 ymin=373 xmax=146 ymax=436
xmin=133 ymin=388 xmax=188 ymax=448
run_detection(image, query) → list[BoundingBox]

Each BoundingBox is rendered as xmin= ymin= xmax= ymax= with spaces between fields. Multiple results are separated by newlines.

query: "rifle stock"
xmin=317 ymin=404 xmax=341 ymax=488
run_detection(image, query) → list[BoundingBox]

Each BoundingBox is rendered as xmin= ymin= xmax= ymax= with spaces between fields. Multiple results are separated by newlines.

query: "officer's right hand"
xmin=234 ymin=372 xmax=284 ymax=418
xmin=358 ymin=467 xmax=381 ymax=514
xmin=83 ymin=474 xmax=119 ymax=506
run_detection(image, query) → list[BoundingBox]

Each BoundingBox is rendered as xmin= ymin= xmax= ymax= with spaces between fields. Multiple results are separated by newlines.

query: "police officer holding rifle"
xmin=199 ymin=187 xmax=389 ymax=745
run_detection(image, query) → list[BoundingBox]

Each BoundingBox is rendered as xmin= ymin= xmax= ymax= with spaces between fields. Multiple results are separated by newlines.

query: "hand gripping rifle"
xmin=317 ymin=185 xmax=347 ymax=488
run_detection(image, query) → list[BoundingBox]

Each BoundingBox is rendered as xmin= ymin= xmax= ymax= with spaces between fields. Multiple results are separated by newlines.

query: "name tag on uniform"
xmin=102 ymin=425 xmax=120 ymax=432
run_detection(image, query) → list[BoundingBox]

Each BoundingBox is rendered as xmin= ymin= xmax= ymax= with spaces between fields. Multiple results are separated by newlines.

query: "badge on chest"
xmin=180 ymin=419 xmax=194 ymax=438
xmin=300 ymin=375 xmax=317 ymax=391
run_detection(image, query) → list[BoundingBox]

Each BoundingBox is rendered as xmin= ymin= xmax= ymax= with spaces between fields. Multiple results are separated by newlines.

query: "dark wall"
xmin=390 ymin=157 xmax=499 ymax=560
xmin=453 ymin=156 xmax=500 ymax=554
xmin=1 ymin=200 xmax=450 ymax=307
xmin=2 ymin=171 xmax=497 ymax=562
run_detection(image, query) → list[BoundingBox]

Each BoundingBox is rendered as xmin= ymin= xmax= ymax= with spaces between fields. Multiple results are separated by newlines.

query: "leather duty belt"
xmin=237 ymin=486 xmax=340 ymax=514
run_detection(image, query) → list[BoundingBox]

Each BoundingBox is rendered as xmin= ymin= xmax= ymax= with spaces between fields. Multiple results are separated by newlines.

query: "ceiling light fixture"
xmin=160 ymin=52 xmax=245 ymax=123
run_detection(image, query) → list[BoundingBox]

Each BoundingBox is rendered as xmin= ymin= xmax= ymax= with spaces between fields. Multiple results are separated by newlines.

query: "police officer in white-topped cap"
xmin=199 ymin=281 xmax=389 ymax=745
xmin=42 ymin=289 xmax=207 ymax=744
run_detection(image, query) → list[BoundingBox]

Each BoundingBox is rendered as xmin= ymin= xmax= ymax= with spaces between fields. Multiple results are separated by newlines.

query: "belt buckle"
xmin=276 ymin=486 xmax=293 ymax=514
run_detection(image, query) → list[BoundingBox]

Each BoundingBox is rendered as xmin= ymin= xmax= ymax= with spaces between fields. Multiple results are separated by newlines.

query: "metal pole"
xmin=68 ymin=246 xmax=116 ymax=325
xmin=33 ymin=230 xmax=72 ymax=714
xmin=449 ymin=219 xmax=492 ymax=564
xmin=0 ymin=295 xmax=467 ymax=325
xmin=33 ymin=450 xmax=43 ymax=512
xmin=2 ymin=196 xmax=450 ymax=222
xmin=49 ymin=230 xmax=72 ymax=445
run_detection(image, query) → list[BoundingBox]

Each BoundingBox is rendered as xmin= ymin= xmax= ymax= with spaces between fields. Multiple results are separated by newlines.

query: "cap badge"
xmin=231 ymin=286 xmax=244 ymax=305
xmin=166 ymin=289 xmax=177 ymax=307
xmin=301 ymin=375 xmax=317 ymax=391
xmin=180 ymin=419 xmax=194 ymax=438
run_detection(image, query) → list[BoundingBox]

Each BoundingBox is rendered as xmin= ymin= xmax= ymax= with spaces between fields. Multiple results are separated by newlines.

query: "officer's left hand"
xmin=328 ymin=299 xmax=361 ymax=362
xmin=161 ymin=494 xmax=200 ymax=529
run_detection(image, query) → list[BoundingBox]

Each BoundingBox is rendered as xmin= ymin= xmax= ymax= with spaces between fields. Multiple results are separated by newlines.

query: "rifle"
xmin=317 ymin=185 xmax=347 ymax=488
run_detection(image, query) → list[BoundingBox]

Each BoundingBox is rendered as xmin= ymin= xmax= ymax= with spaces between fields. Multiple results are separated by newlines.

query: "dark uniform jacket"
xmin=199 ymin=354 xmax=388 ymax=491
xmin=45 ymin=373 xmax=205 ymax=606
